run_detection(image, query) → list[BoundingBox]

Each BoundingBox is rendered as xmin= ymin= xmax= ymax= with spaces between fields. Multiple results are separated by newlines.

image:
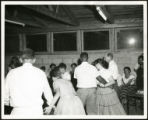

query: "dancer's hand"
xmin=99 ymin=83 xmax=105 ymax=88
xmin=44 ymin=106 xmax=53 ymax=115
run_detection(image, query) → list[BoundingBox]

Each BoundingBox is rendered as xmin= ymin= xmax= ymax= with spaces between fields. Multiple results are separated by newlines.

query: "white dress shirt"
xmin=108 ymin=60 xmax=119 ymax=80
xmin=5 ymin=63 xmax=53 ymax=108
xmin=74 ymin=62 xmax=98 ymax=88
xmin=122 ymin=74 xmax=136 ymax=85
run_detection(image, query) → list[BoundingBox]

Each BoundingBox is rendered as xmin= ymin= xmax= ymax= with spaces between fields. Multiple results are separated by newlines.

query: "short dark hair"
xmin=52 ymin=67 xmax=60 ymax=77
xmin=124 ymin=67 xmax=131 ymax=72
xmin=50 ymin=63 xmax=56 ymax=68
xmin=8 ymin=56 xmax=22 ymax=69
xmin=71 ymin=63 xmax=77 ymax=67
xmin=21 ymin=48 xmax=35 ymax=60
xmin=80 ymin=52 xmax=88 ymax=61
xmin=40 ymin=66 xmax=46 ymax=71
xmin=107 ymin=53 xmax=113 ymax=59
xmin=138 ymin=54 xmax=143 ymax=60
xmin=59 ymin=63 xmax=67 ymax=69
xmin=93 ymin=58 xmax=109 ymax=69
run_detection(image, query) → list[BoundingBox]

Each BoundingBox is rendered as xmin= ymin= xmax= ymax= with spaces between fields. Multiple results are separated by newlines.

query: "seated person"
xmin=119 ymin=67 xmax=137 ymax=104
xmin=59 ymin=63 xmax=71 ymax=81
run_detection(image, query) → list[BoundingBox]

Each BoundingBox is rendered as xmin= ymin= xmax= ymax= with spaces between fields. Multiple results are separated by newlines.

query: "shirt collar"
xmin=81 ymin=61 xmax=88 ymax=65
xmin=23 ymin=63 xmax=33 ymax=67
xmin=110 ymin=60 xmax=114 ymax=64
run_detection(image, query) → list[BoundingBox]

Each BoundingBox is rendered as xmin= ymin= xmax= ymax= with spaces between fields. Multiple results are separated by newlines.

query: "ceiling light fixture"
xmin=96 ymin=6 xmax=107 ymax=21
xmin=5 ymin=19 xmax=25 ymax=27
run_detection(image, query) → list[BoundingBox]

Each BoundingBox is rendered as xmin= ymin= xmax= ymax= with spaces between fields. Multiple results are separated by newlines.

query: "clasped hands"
xmin=44 ymin=105 xmax=56 ymax=115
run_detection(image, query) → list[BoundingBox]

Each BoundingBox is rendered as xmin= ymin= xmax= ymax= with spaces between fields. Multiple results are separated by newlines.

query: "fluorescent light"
xmin=96 ymin=6 xmax=107 ymax=21
xmin=5 ymin=19 xmax=25 ymax=26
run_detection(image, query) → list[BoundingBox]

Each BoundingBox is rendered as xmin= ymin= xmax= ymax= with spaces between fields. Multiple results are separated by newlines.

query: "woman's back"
xmin=53 ymin=79 xmax=76 ymax=97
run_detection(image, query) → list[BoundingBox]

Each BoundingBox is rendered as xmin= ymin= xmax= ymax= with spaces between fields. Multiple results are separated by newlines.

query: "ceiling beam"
xmin=61 ymin=6 xmax=80 ymax=26
xmin=5 ymin=16 xmax=43 ymax=28
xmin=22 ymin=5 xmax=79 ymax=26
xmin=96 ymin=5 xmax=114 ymax=24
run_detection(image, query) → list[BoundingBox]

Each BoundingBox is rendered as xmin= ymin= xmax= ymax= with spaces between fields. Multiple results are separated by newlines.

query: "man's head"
xmin=124 ymin=67 xmax=131 ymax=77
xmin=71 ymin=63 xmax=77 ymax=72
xmin=105 ymin=53 xmax=113 ymax=63
xmin=138 ymin=54 xmax=143 ymax=65
xmin=20 ymin=48 xmax=36 ymax=64
xmin=52 ymin=67 xmax=61 ymax=78
xmin=80 ymin=52 xmax=88 ymax=62
xmin=59 ymin=63 xmax=67 ymax=74
xmin=50 ymin=63 xmax=56 ymax=70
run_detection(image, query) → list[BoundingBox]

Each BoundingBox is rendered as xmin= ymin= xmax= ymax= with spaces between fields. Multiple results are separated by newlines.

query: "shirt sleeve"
xmin=4 ymin=71 xmax=13 ymax=106
xmin=42 ymin=73 xmax=53 ymax=106
xmin=74 ymin=69 xmax=77 ymax=79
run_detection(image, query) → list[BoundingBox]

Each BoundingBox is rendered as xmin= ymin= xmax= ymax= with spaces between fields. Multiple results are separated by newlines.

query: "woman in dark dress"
xmin=70 ymin=63 xmax=77 ymax=91
xmin=134 ymin=55 xmax=144 ymax=90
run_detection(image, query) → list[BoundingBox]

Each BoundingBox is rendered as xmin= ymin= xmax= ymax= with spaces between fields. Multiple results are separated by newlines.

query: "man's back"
xmin=74 ymin=62 xmax=97 ymax=88
xmin=109 ymin=60 xmax=119 ymax=80
xmin=5 ymin=63 xmax=52 ymax=108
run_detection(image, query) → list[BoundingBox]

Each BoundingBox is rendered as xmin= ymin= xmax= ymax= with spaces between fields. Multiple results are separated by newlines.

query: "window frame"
xmin=25 ymin=33 xmax=49 ymax=54
xmin=51 ymin=31 xmax=80 ymax=54
xmin=82 ymin=29 xmax=112 ymax=53
xmin=5 ymin=34 xmax=21 ymax=55
xmin=115 ymin=27 xmax=143 ymax=52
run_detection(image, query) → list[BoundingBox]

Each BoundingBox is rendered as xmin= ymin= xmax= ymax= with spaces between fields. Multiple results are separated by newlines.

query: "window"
xmin=53 ymin=32 xmax=77 ymax=52
xmin=26 ymin=34 xmax=47 ymax=52
xmin=5 ymin=35 xmax=20 ymax=53
xmin=83 ymin=30 xmax=109 ymax=51
xmin=117 ymin=28 xmax=143 ymax=50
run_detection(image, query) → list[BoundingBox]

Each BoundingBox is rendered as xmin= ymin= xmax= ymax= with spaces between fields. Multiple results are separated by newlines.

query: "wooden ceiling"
xmin=5 ymin=5 xmax=143 ymax=34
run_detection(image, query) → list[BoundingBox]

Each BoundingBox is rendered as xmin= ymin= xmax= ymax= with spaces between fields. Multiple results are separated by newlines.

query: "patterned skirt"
xmin=96 ymin=87 xmax=126 ymax=115
xmin=119 ymin=85 xmax=137 ymax=99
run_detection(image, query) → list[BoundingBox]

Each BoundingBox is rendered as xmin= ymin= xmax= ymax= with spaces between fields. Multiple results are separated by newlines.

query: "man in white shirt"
xmin=105 ymin=53 xmax=121 ymax=95
xmin=4 ymin=48 xmax=53 ymax=116
xmin=74 ymin=52 xmax=98 ymax=115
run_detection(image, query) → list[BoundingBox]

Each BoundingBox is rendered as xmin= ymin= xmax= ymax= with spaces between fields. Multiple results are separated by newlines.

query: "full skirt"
xmin=96 ymin=87 xmax=126 ymax=115
xmin=54 ymin=95 xmax=86 ymax=115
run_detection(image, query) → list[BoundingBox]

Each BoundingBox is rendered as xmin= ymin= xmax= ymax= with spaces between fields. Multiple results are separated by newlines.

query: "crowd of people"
xmin=4 ymin=48 xmax=144 ymax=116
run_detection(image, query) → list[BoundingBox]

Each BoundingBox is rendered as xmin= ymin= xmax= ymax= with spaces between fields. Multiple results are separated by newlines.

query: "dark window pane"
xmin=5 ymin=35 xmax=20 ymax=53
xmin=26 ymin=34 xmax=47 ymax=52
xmin=53 ymin=32 xmax=77 ymax=51
xmin=84 ymin=31 xmax=109 ymax=50
xmin=117 ymin=29 xmax=143 ymax=49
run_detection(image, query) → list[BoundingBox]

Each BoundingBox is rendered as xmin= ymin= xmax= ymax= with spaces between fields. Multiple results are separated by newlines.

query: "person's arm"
xmin=44 ymin=83 xmax=60 ymax=114
xmin=74 ymin=69 xmax=77 ymax=79
xmin=125 ymin=75 xmax=136 ymax=85
xmin=4 ymin=71 xmax=13 ymax=106
xmin=104 ymin=76 xmax=115 ymax=87
xmin=42 ymin=74 xmax=53 ymax=106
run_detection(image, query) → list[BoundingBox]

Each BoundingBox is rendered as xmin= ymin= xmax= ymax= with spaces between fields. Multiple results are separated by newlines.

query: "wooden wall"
xmin=5 ymin=18 xmax=143 ymax=75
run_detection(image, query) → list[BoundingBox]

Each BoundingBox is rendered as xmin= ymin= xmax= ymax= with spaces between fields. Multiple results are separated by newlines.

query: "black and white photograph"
xmin=1 ymin=1 xmax=147 ymax=119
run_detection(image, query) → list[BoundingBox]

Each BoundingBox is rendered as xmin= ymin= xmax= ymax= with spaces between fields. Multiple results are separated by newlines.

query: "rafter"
xmin=22 ymin=5 xmax=79 ymax=26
